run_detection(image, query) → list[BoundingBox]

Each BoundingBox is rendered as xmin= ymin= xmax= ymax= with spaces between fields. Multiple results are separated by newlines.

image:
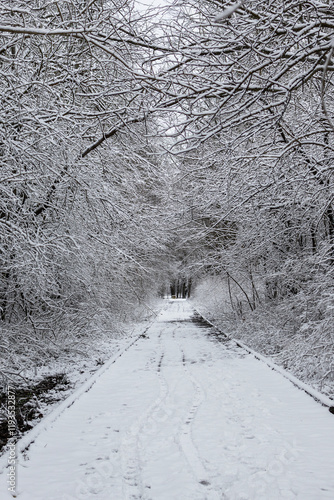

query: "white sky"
xmin=136 ymin=0 xmax=171 ymax=9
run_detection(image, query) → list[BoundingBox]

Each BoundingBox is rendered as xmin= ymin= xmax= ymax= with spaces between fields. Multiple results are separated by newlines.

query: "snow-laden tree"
xmin=1 ymin=0 xmax=334 ymax=391
xmin=0 ymin=0 xmax=175 ymax=378
xmin=163 ymin=0 xmax=334 ymax=389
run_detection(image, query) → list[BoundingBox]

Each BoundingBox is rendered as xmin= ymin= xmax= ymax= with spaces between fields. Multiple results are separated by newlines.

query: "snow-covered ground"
xmin=1 ymin=300 xmax=334 ymax=499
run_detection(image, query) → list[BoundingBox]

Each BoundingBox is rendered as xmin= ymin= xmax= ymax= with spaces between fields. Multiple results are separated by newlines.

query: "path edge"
xmin=192 ymin=305 xmax=334 ymax=412
xmin=0 ymin=308 xmax=164 ymax=474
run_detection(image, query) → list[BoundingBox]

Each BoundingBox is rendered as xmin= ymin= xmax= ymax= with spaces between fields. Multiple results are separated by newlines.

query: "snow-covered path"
xmin=2 ymin=300 xmax=334 ymax=499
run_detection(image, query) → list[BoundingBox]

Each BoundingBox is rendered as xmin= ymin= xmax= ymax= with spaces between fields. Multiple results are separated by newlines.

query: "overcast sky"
xmin=136 ymin=0 xmax=171 ymax=8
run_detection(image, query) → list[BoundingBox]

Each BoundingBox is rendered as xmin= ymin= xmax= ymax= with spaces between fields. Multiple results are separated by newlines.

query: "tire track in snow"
xmin=176 ymin=325 xmax=221 ymax=500
xmin=120 ymin=331 xmax=169 ymax=500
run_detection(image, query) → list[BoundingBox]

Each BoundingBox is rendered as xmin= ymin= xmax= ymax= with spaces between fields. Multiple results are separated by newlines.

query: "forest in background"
xmin=0 ymin=0 xmax=334 ymax=400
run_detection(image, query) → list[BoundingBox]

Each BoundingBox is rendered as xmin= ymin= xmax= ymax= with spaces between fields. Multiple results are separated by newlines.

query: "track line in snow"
xmin=179 ymin=347 xmax=208 ymax=481
xmin=175 ymin=326 xmax=221 ymax=500
xmin=120 ymin=331 xmax=169 ymax=500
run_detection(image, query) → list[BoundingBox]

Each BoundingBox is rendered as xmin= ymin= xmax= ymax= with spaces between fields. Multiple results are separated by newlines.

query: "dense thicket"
xmin=0 ymin=0 xmax=173 ymax=378
xmin=164 ymin=0 xmax=334 ymax=392
xmin=1 ymin=1 xmax=334 ymax=392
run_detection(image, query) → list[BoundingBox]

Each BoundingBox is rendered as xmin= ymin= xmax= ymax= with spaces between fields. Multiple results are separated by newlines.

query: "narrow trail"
xmin=1 ymin=300 xmax=334 ymax=500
